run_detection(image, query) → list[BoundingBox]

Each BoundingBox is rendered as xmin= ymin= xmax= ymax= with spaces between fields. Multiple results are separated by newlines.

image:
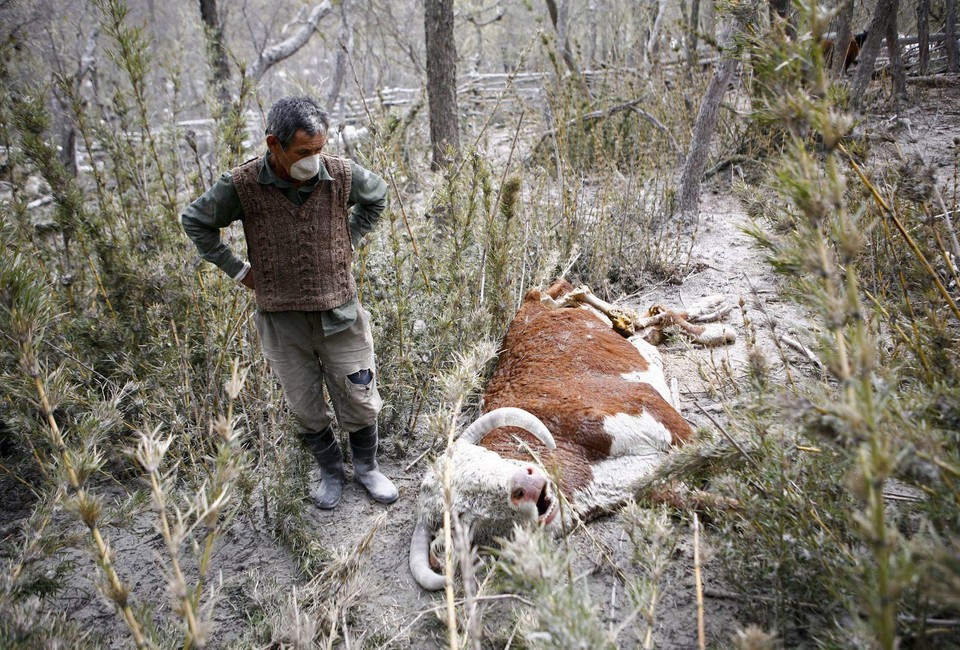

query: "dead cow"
xmin=410 ymin=279 xmax=734 ymax=590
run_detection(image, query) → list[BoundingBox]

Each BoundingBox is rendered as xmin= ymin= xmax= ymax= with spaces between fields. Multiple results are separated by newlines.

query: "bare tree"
xmin=885 ymin=0 xmax=906 ymax=101
xmin=706 ymin=0 xmax=716 ymax=43
xmin=424 ymin=0 xmax=460 ymax=169
xmin=248 ymin=2 xmax=332 ymax=82
xmin=645 ymin=0 xmax=668 ymax=67
xmin=52 ymin=30 xmax=98 ymax=178
xmin=686 ymin=0 xmax=701 ymax=70
xmin=326 ymin=0 xmax=353 ymax=113
xmin=587 ymin=0 xmax=599 ymax=65
xmin=948 ymin=0 xmax=958 ymax=73
xmin=831 ymin=0 xmax=854 ymax=77
xmin=851 ymin=0 xmax=897 ymax=106
xmin=463 ymin=2 xmax=505 ymax=74
xmin=545 ymin=0 xmax=591 ymax=98
xmin=917 ymin=0 xmax=930 ymax=75
xmin=199 ymin=0 xmax=231 ymax=107
xmin=674 ymin=5 xmax=752 ymax=223
xmin=38 ymin=4 xmax=99 ymax=179
xmin=544 ymin=0 xmax=578 ymax=74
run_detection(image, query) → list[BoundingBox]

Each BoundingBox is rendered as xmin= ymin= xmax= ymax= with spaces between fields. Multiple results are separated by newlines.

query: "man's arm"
xmin=347 ymin=162 xmax=388 ymax=248
xmin=181 ymin=171 xmax=249 ymax=281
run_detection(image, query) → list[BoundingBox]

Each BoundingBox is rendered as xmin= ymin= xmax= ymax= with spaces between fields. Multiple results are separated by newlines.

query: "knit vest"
xmin=232 ymin=154 xmax=354 ymax=312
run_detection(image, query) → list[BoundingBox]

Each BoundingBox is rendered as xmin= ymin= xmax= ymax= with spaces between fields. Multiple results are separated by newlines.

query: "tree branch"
xmin=249 ymin=1 xmax=332 ymax=81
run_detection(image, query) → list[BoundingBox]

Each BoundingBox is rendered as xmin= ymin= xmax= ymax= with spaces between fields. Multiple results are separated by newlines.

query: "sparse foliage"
xmin=0 ymin=0 xmax=957 ymax=646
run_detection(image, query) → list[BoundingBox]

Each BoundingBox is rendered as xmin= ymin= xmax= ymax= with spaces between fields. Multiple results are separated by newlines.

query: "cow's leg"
xmin=671 ymin=318 xmax=737 ymax=346
xmin=640 ymin=304 xmax=737 ymax=347
xmin=567 ymin=286 xmax=640 ymax=336
xmin=686 ymin=295 xmax=735 ymax=323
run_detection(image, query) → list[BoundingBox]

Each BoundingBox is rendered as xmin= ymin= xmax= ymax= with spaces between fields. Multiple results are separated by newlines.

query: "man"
xmin=181 ymin=96 xmax=397 ymax=509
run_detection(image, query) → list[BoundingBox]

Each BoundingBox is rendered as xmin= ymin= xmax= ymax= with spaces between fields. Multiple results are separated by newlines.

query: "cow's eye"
xmin=511 ymin=488 xmax=524 ymax=501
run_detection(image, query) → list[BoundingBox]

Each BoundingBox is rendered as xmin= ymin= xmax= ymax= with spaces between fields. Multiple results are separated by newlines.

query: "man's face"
xmin=267 ymin=129 xmax=328 ymax=180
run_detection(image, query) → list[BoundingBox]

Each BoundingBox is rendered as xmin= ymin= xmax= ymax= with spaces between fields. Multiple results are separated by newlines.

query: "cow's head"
xmin=409 ymin=408 xmax=562 ymax=591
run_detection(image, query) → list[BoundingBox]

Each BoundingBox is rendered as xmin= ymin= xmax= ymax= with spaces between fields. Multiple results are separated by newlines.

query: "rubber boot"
xmin=349 ymin=424 xmax=398 ymax=504
xmin=301 ymin=427 xmax=345 ymax=510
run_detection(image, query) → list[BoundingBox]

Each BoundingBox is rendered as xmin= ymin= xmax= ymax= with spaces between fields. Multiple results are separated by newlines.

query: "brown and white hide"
xmin=410 ymin=280 xmax=702 ymax=591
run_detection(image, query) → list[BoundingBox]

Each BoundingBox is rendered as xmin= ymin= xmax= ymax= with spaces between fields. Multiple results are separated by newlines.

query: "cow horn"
xmin=409 ymin=518 xmax=446 ymax=591
xmin=459 ymin=407 xmax=556 ymax=449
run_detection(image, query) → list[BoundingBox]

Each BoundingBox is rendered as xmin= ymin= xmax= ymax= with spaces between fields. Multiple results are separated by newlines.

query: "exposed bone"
xmin=779 ymin=334 xmax=825 ymax=376
xmin=567 ymin=286 xmax=640 ymax=336
xmin=549 ymin=286 xmax=737 ymax=346
xmin=640 ymin=306 xmax=736 ymax=346
xmin=677 ymin=321 xmax=737 ymax=346
xmin=688 ymin=301 xmax=735 ymax=323
xmin=684 ymin=295 xmax=731 ymax=321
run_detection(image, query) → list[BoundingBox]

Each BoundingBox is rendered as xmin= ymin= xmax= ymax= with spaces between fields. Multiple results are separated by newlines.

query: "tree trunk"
xmin=52 ymin=27 xmax=98 ymax=180
xmin=199 ymin=0 xmax=231 ymax=108
xmin=645 ymin=0 xmax=668 ymax=67
xmin=832 ymin=0 xmax=853 ymax=77
xmin=917 ymin=0 xmax=930 ymax=75
xmin=885 ymin=0 xmax=906 ymax=100
xmin=424 ymin=0 xmax=460 ymax=169
xmin=851 ymin=0 xmax=897 ymax=106
xmin=687 ymin=0 xmax=701 ymax=70
xmin=326 ymin=0 xmax=353 ymax=111
xmin=675 ymin=10 xmax=750 ymax=223
xmin=948 ymin=0 xmax=958 ymax=73
xmin=587 ymin=0 xmax=598 ymax=66
xmin=544 ymin=0 xmax=579 ymax=75
xmin=56 ymin=112 xmax=78 ymax=179
xmin=705 ymin=0 xmax=715 ymax=44
xmin=544 ymin=0 xmax=590 ymax=100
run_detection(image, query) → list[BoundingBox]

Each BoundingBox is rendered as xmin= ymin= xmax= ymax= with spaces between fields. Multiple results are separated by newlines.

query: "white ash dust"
xmin=4 ymin=82 xmax=958 ymax=648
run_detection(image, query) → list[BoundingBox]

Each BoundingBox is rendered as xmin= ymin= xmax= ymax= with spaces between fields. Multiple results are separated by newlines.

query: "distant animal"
xmin=409 ymin=280 xmax=735 ymax=590
xmin=823 ymin=31 xmax=869 ymax=73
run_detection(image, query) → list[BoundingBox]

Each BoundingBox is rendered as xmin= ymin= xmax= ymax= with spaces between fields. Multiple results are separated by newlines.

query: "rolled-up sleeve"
xmin=347 ymin=162 xmax=388 ymax=247
xmin=181 ymin=172 xmax=247 ymax=279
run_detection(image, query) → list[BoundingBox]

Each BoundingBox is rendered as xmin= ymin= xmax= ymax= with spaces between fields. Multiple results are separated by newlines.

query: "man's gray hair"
xmin=265 ymin=97 xmax=330 ymax=149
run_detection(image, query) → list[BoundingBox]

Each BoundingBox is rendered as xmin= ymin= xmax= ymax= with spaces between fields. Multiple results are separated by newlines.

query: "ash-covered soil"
xmin=2 ymin=79 xmax=957 ymax=648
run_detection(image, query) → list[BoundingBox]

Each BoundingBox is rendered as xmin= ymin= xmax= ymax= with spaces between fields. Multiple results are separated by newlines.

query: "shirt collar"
xmin=256 ymin=151 xmax=333 ymax=187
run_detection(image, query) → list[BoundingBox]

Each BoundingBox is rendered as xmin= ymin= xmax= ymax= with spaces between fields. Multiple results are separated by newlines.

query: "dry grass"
xmin=0 ymin=1 xmax=957 ymax=648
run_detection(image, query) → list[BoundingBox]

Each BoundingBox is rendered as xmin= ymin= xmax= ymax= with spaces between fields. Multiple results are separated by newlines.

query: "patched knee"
xmin=346 ymin=368 xmax=373 ymax=388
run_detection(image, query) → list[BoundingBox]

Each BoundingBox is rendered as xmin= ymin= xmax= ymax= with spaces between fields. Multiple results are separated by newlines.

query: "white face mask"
xmin=287 ymin=153 xmax=321 ymax=181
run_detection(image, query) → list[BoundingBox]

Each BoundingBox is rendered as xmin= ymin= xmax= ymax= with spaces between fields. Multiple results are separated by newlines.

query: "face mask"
xmin=287 ymin=153 xmax=321 ymax=181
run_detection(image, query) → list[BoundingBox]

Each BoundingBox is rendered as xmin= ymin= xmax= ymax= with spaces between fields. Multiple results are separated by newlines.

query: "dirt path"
xmin=301 ymin=190 xmax=823 ymax=648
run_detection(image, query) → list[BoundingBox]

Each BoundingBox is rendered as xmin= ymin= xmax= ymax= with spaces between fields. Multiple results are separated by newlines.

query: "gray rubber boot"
xmin=301 ymin=427 xmax=345 ymax=510
xmin=349 ymin=424 xmax=398 ymax=504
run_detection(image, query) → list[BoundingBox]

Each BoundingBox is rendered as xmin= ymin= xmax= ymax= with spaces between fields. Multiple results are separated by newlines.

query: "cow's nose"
xmin=511 ymin=465 xmax=546 ymax=504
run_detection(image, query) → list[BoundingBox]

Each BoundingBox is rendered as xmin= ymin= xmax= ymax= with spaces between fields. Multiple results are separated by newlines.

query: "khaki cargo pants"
xmin=254 ymin=307 xmax=383 ymax=434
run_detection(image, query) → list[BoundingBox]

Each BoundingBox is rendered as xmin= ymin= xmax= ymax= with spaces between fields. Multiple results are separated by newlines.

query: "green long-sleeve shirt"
xmin=182 ymin=152 xmax=387 ymax=334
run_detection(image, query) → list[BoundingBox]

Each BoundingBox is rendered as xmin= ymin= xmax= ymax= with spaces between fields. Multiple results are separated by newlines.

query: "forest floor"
xmin=2 ymin=79 xmax=958 ymax=648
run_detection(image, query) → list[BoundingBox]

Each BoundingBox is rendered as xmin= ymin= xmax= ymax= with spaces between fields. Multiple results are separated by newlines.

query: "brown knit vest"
xmin=232 ymin=154 xmax=354 ymax=312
